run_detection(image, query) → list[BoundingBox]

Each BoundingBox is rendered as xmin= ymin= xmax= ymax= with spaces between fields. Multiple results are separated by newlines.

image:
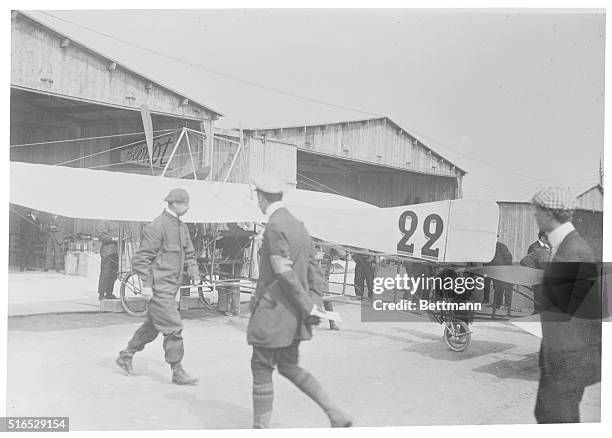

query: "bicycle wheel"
xmin=197 ymin=275 xmax=219 ymax=310
xmin=443 ymin=320 xmax=471 ymax=352
xmin=120 ymin=272 xmax=149 ymax=317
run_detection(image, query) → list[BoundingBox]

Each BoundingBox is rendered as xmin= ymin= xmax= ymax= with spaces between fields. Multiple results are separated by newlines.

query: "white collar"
xmin=265 ymin=201 xmax=285 ymax=220
xmin=547 ymin=221 xmax=575 ymax=257
xmin=164 ymin=207 xmax=179 ymax=219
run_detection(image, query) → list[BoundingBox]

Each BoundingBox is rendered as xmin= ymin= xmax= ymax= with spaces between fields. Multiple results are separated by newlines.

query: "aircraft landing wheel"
xmin=443 ymin=320 xmax=471 ymax=352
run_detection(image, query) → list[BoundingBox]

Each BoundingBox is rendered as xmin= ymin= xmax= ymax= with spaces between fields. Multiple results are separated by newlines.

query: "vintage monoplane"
xmin=10 ymin=157 xmax=545 ymax=352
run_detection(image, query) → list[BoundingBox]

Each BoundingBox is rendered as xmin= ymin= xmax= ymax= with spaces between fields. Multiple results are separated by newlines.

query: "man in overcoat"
xmin=532 ymin=186 xmax=602 ymax=423
xmin=247 ymin=172 xmax=352 ymax=428
xmin=116 ymin=188 xmax=201 ymax=385
xmin=20 ymin=209 xmax=42 ymax=271
xmin=97 ymin=220 xmax=120 ymax=300
xmin=43 ymin=213 xmax=66 ymax=273
xmin=520 ymin=230 xmax=551 ymax=314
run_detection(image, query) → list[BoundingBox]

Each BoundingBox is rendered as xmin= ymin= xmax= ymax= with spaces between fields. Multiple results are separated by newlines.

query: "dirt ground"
xmin=5 ymin=300 xmax=601 ymax=430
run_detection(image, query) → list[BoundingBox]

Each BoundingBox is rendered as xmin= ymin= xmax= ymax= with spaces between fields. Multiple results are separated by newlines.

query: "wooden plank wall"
xmin=11 ymin=14 xmax=214 ymax=121
xmin=252 ymin=118 xmax=462 ymax=180
xmin=497 ymin=202 xmax=603 ymax=262
xmin=246 ymin=136 xmax=297 ymax=187
xmin=497 ymin=202 xmax=538 ymax=262
xmin=575 ymin=186 xmax=603 ymax=211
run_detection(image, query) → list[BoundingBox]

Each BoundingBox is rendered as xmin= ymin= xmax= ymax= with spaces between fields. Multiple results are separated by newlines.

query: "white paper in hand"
xmin=312 ymin=307 xmax=343 ymax=322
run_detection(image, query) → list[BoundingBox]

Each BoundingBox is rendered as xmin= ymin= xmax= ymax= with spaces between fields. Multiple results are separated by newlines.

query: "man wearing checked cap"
xmin=116 ymin=188 xmax=201 ymax=385
xmin=247 ymin=172 xmax=352 ymax=428
xmin=531 ymin=186 xmax=601 ymax=423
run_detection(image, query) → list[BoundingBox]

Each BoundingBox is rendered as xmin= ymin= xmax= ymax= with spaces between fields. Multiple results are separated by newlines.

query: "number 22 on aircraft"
xmin=396 ymin=210 xmax=444 ymax=260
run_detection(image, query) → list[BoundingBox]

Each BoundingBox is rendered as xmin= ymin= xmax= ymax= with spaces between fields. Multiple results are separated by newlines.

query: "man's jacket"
xmin=43 ymin=214 xmax=66 ymax=244
xmin=539 ymin=230 xmax=602 ymax=388
xmin=20 ymin=213 xmax=41 ymax=244
xmin=247 ymin=206 xmax=324 ymax=348
xmin=97 ymin=221 xmax=119 ymax=258
xmin=487 ymin=242 xmax=513 ymax=266
xmin=132 ymin=210 xmax=199 ymax=296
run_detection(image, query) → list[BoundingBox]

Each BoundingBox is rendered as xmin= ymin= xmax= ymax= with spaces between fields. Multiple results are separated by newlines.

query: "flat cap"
xmin=164 ymin=188 xmax=190 ymax=203
xmin=250 ymin=171 xmax=286 ymax=195
xmin=532 ymin=186 xmax=575 ymax=211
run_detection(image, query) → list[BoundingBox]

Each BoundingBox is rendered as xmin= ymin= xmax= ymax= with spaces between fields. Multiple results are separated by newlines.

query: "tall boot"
xmin=279 ymin=366 xmax=352 ymax=427
xmin=252 ymin=382 xmax=274 ymax=428
xmin=171 ymin=362 xmax=198 ymax=385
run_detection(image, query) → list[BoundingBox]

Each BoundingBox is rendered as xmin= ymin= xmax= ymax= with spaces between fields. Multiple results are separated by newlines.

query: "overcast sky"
xmin=25 ymin=9 xmax=605 ymax=198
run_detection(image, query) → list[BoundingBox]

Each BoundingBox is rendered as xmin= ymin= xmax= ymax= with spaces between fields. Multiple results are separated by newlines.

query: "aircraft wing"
xmin=10 ymin=161 xmax=499 ymax=262
xmin=10 ymin=161 xmax=262 ymax=224
xmin=465 ymin=265 xmax=545 ymax=287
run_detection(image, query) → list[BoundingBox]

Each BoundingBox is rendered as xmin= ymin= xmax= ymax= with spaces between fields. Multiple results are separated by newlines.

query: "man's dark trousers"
xmin=20 ymin=240 xmax=36 ymax=271
xmin=98 ymin=252 xmax=118 ymax=297
xmin=535 ymin=368 xmax=585 ymax=423
xmin=120 ymin=296 xmax=184 ymax=365
xmin=354 ymin=263 xmax=374 ymax=298
xmin=46 ymin=235 xmax=63 ymax=271
xmin=493 ymin=280 xmax=513 ymax=309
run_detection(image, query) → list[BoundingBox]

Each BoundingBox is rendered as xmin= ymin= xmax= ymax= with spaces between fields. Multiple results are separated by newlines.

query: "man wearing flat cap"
xmin=532 ymin=186 xmax=601 ymax=423
xmin=116 ymin=188 xmax=201 ymax=385
xmin=247 ymin=172 xmax=352 ymax=428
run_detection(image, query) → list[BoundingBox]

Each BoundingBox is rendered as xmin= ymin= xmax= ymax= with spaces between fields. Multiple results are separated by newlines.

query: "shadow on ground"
xmin=403 ymin=338 xmax=517 ymax=361
xmin=165 ymin=392 xmax=252 ymax=429
xmin=7 ymin=305 xmax=249 ymax=332
xmin=472 ymin=352 xmax=539 ymax=381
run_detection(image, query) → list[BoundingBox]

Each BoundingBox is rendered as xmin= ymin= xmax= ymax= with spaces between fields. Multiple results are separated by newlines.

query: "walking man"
xmin=247 ymin=172 xmax=352 ymax=428
xmin=116 ymin=188 xmax=201 ymax=385
xmin=532 ymin=187 xmax=601 ymax=423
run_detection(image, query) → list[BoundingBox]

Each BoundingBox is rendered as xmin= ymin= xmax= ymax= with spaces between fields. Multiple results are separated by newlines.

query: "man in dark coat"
xmin=353 ymin=253 xmax=376 ymax=298
xmin=482 ymin=237 xmax=513 ymax=314
xmin=317 ymin=246 xmax=343 ymax=330
xmin=532 ymin=187 xmax=601 ymax=423
xmin=217 ymin=223 xmax=251 ymax=316
xmin=520 ymin=231 xmax=551 ymax=314
xmin=97 ymin=221 xmax=120 ymax=299
xmin=43 ymin=213 xmax=66 ymax=273
xmin=247 ymin=172 xmax=352 ymax=428
xmin=116 ymin=188 xmax=201 ymax=385
xmin=20 ymin=209 xmax=42 ymax=271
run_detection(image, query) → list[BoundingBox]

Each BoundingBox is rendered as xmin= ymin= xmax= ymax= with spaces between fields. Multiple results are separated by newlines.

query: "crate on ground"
xmin=77 ymin=252 xmax=100 ymax=278
xmin=64 ymin=252 xmax=79 ymax=276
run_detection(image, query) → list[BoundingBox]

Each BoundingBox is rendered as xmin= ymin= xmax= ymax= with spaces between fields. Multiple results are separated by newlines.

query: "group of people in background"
xmin=18 ymin=209 xmax=66 ymax=274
